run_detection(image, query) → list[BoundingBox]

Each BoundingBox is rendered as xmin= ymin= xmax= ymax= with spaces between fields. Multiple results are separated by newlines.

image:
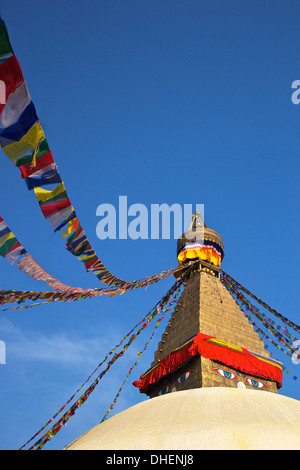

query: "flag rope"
xmin=20 ymin=278 xmax=183 ymax=450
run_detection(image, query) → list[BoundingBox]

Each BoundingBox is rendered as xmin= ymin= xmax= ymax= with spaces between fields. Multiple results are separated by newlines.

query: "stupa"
xmin=65 ymin=214 xmax=300 ymax=450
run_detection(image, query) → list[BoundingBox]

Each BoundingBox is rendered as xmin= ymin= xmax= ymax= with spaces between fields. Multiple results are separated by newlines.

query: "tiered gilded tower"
xmin=134 ymin=212 xmax=279 ymax=397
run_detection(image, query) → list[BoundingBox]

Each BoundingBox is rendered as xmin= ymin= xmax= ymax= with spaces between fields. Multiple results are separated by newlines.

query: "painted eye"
xmin=177 ymin=371 xmax=192 ymax=384
xmin=245 ymin=377 xmax=268 ymax=389
xmin=158 ymin=385 xmax=170 ymax=395
xmin=211 ymin=368 xmax=237 ymax=380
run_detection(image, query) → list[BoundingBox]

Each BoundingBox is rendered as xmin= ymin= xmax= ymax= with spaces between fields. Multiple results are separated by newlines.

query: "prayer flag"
xmin=0 ymin=54 xmax=24 ymax=115
xmin=54 ymin=210 xmax=77 ymax=233
xmin=34 ymin=182 xmax=66 ymax=204
xmin=5 ymin=241 xmax=26 ymax=264
xmin=40 ymin=198 xmax=72 ymax=219
xmin=0 ymin=81 xmax=31 ymax=128
xmin=0 ymin=225 xmax=11 ymax=238
xmin=60 ymin=217 xmax=78 ymax=239
xmin=2 ymin=120 xmax=45 ymax=163
xmin=67 ymin=234 xmax=89 ymax=256
xmin=18 ymin=150 xmax=55 ymax=178
xmin=25 ymin=165 xmax=62 ymax=190
xmin=16 ymin=139 xmax=51 ymax=168
xmin=67 ymin=223 xmax=83 ymax=246
xmin=0 ymin=101 xmax=38 ymax=145
xmin=0 ymin=232 xmax=18 ymax=257
xmin=47 ymin=206 xmax=75 ymax=231
xmin=0 ymin=19 xmax=13 ymax=59
xmin=83 ymin=255 xmax=99 ymax=271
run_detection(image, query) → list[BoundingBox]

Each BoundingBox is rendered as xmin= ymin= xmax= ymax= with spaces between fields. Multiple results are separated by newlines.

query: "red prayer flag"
xmin=18 ymin=151 xmax=55 ymax=178
xmin=40 ymin=198 xmax=72 ymax=219
xmin=84 ymin=256 xmax=99 ymax=270
xmin=0 ymin=55 xmax=24 ymax=114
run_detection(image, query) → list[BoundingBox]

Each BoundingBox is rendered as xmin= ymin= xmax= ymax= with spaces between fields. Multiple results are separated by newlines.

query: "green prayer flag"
xmin=16 ymin=139 xmax=51 ymax=167
xmin=0 ymin=20 xmax=14 ymax=58
xmin=39 ymin=190 xmax=68 ymax=206
xmin=0 ymin=236 xmax=17 ymax=257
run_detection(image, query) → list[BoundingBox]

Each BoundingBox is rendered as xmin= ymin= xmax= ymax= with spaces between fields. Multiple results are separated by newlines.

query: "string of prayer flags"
xmin=220 ymin=270 xmax=300 ymax=335
xmin=0 ymin=216 xmax=27 ymax=264
xmin=245 ymin=312 xmax=297 ymax=379
xmin=0 ymin=17 xmax=136 ymax=289
xmin=0 ymin=286 xmax=114 ymax=310
xmin=220 ymin=273 xmax=294 ymax=348
xmin=17 ymin=254 xmax=96 ymax=294
xmin=0 ymin=213 xmax=117 ymax=295
xmin=0 ymin=259 xmax=191 ymax=308
xmin=101 ymin=283 xmax=182 ymax=422
xmin=0 ymin=18 xmax=199 ymax=291
xmin=220 ymin=270 xmax=299 ymax=381
xmin=0 ymin=299 xmax=57 ymax=313
xmin=0 ymin=215 xmax=195 ymax=300
xmin=19 ymin=291 xmax=174 ymax=451
xmin=20 ymin=279 xmax=183 ymax=450
xmin=227 ymin=279 xmax=296 ymax=356
xmin=101 ymin=315 xmax=164 ymax=422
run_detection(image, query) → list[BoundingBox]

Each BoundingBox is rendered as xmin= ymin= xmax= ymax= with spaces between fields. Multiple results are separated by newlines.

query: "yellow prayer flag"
xmin=3 ymin=121 xmax=45 ymax=164
xmin=34 ymin=182 xmax=66 ymax=204
xmin=77 ymin=253 xmax=96 ymax=262
xmin=60 ymin=218 xmax=78 ymax=239
xmin=0 ymin=231 xmax=15 ymax=246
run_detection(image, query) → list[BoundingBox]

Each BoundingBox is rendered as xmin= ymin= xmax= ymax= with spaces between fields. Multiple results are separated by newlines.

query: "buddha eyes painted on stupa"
xmin=245 ymin=377 xmax=268 ymax=389
xmin=158 ymin=370 xmax=194 ymax=396
xmin=212 ymin=368 xmax=237 ymax=380
xmin=158 ymin=385 xmax=170 ymax=396
xmin=176 ymin=371 xmax=193 ymax=384
xmin=210 ymin=367 xmax=269 ymax=390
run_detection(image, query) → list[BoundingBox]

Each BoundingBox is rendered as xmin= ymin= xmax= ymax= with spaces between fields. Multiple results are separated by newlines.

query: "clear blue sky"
xmin=0 ymin=1 xmax=299 ymax=450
